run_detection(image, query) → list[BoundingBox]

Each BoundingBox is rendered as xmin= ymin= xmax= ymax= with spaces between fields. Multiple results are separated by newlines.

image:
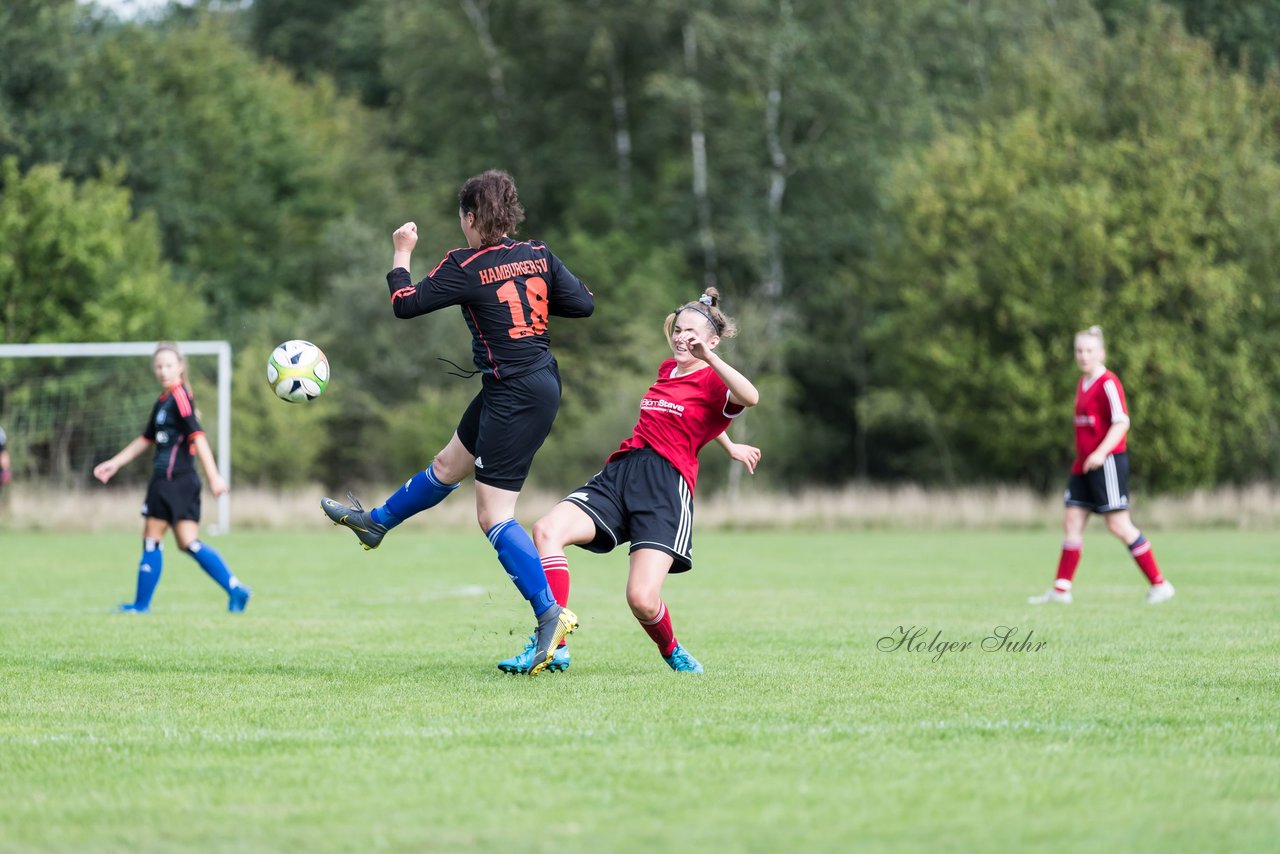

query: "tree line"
xmin=2 ymin=0 xmax=1278 ymax=494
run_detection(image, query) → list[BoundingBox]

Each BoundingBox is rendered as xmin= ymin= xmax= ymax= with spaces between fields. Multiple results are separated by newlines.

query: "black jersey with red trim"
xmin=386 ymin=238 xmax=594 ymax=380
xmin=142 ymin=384 xmax=205 ymax=480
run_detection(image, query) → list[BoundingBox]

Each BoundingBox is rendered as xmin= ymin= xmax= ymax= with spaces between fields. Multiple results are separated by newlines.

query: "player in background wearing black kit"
xmin=504 ymin=288 xmax=759 ymax=673
xmin=93 ymin=342 xmax=251 ymax=613
xmin=322 ymin=170 xmax=595 ymax=675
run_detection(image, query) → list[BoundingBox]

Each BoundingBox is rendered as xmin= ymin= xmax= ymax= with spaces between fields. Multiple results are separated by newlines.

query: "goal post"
xmin=0 ymin=340 xmax=234 ymax=533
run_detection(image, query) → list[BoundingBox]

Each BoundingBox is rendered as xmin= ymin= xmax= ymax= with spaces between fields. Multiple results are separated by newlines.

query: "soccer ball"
xmin=267 ymin=340 xmax=329 ymax=403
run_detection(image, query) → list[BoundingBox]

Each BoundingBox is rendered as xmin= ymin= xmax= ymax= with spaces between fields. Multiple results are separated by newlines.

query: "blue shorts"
xmin=563 ymin=448 xmax=694 ymax=572
xmin=1065 ymin=452 xmax=1130 ymax=514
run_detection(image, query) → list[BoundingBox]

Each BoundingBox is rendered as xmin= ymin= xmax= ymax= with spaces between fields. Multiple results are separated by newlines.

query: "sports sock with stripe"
xmin=639 ymin=600 xmax=678 ymax=658
xmin=131 ymin=538 xmax=163 ymax=609
xmin=373 ymin=464 xmax=458 ymax=529
xmin=186 ymin=540 xmax=240 ymax=594
xmin=542 ymin=555 xmax=571 ymax=647
xmin=1055 ymin=541 xmax=1082 ymax=592
xmin=1128 ymin=534 xmax=1164 ymax=585
xmin=488 ymin=519 xmax=556 ymax=617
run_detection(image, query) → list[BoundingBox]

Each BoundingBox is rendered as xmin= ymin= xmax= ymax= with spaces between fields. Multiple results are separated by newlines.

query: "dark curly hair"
xmin=458 ymin=170 xmax=525 ymax=246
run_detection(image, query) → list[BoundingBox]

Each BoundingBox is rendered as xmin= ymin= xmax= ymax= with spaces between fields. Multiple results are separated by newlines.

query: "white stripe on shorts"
xmin=674 ymin=476 xmax=693 ymax=556
xmin=1103 ymin=455 xmax=1119 ymax=508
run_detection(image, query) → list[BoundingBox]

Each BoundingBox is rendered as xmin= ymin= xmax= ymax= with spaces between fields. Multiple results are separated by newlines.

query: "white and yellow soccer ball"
xmin=267 ymin=340 xmax=330 ymax=403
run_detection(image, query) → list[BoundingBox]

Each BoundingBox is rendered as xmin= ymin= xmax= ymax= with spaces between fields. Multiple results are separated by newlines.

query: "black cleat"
xmin=320 ymin=493 xmax=388 ymax=550
xmin=528 ymin=605 xmax=578 ymax=676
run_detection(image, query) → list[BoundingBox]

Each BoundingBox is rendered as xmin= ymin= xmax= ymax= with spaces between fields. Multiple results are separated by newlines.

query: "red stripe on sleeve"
xmin=172 ymin=385 xmax=194 ymax=417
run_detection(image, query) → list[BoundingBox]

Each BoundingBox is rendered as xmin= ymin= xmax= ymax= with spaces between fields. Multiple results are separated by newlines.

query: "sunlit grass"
xmin=2 ymin=529 xmax=1277 ymax=852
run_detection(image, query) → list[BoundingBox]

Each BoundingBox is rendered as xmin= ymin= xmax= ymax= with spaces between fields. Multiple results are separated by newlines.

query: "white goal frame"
xmin=0 ymin=340 xmax=234 ymax=534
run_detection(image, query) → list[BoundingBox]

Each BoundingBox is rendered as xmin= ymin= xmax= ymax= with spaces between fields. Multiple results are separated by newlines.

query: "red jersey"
xmin=607 ymin=358 xmax=745 ymax=494
xmin=1072 ymin=369 xmax=1129 ymax=473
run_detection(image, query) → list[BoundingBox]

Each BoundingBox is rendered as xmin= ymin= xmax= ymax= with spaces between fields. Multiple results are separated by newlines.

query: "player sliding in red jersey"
xmin=499 ymin=288 xmax=761 ymax=674
xmin=1030 ymin=326 xmax=1175 ymax=605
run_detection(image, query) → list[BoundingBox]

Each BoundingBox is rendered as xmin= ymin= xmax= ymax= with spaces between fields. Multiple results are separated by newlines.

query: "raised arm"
xmin=703 ymin=351 xmax=760 ymax=408
xmin=93 ymin=436 xmax=151 ymax=484
xmin=547 ymin=254 xmax=595 ymax=318
xmin=682 ymin=328 xmax=759 ymax=408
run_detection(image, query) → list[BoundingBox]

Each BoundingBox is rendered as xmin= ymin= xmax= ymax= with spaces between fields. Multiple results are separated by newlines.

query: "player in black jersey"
xmin=322 ymin=170 xmax=593 ymax=674
xmin=93 ymin=342 xmax=251 ymax=613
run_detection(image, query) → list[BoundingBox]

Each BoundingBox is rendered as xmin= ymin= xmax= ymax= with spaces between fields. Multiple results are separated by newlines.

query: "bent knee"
xmin=532 ymin=518 xmax=564 ymax=551
xmin=627 ymin=590 xmax=662 ymax=621
xmin=430 ymin=454 xmax=467 ymax=486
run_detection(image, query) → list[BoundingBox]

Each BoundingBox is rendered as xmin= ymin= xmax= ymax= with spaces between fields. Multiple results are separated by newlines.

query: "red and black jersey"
xmin=142 ymin=383 xmax=204 ymax=480
xmin=606 ymin=359 xmax=746 ymax=495
xmin=387 ymin=238 xmax=594 ymax=380
xmin=1073 ymin=368 xmax=1129 ymax=474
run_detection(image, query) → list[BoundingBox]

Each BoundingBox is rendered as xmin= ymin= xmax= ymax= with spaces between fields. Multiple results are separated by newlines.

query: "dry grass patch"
xmin=3 ymin=482 xmax=1278 ymax=532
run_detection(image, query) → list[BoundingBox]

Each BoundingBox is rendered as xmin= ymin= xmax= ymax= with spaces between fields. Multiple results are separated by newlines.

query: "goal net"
xmin=0 ymin=341 xmax=233 ymax=533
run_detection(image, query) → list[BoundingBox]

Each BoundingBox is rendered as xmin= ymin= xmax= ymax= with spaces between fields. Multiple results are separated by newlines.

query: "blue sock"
xmin=487 ymin=519 xmax=556 ymax=618
xmin=186 ymin=540 xmax=241 ymax=594
xmin=372 ymin=464 xmax=459 ymax=529
xmin=132 ymin=538 xmax=163 ymax=609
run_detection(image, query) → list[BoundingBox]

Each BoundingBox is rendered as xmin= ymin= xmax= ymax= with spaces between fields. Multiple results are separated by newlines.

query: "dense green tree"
xmin=0 ymin=157 xmax=199 ymax=482
xmin=869 ymin=10 xmax=1280 ymax=489
xmin=248 ymin=0 xmax=390 ymax=107
xmin=13 ymin=11 xmax=396 ymax=329
xmin=6 ymin=0 xmax=1280 ymax=491
xmin=0 ymin=157 xmax=193 ymax=344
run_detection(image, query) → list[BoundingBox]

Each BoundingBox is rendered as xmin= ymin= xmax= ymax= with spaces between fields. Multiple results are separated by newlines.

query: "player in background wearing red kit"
xmin=502 ymin=288 xmax=760 ymax=673
xmin=1030 ymin=326 xmax=1175 ymax=605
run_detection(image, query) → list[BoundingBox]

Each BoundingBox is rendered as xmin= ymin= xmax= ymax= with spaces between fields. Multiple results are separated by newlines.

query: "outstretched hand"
xmin=727 ymin=443 xmax=762 ymax=474
xmin=92 ymin=460 xmax=118 ymax=484
xmin=393 ymin=221 xmax=418 ymax=253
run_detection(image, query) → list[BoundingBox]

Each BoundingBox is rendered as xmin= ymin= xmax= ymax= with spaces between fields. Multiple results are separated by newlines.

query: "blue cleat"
xmin=663 ymin=644 xmax=704 ymax=673
xmin=498 ymin=634 xmax=570 ymax=674
xmin=228 ymin=585 xmax=251 ymax=613
xmin=117 ymin=603 xmax=150 ymax=614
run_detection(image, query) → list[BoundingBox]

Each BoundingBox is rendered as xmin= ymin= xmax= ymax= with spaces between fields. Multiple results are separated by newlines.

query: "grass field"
xmin=2 ymin=528 xmax=1277 ymax=852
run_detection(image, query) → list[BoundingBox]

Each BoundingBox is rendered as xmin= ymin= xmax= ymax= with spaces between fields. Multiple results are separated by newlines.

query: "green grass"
xmin=1 ymin=528 xmax=1277 ymax=852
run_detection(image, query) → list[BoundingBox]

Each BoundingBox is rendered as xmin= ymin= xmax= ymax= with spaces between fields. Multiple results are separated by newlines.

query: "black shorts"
xmin=142 ymin=474 xmax=202 ymax=523
xmin=456 ymin=362 xmax=561 ymax=491
xmin=563 ymin=448 xmax=695 ymax=572
xmin=1065 ymin=452 xmax=1130 ymax=513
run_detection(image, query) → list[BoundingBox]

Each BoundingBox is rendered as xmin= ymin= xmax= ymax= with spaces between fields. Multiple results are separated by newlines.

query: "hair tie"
xmin=698 ymin=294 xmax=714 ymax=306
xmin=676 ymin=303 xmax=723 ymax=336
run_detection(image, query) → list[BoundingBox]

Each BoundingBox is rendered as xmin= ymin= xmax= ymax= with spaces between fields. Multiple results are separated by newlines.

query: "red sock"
xmin=639 ymin=600 xmax=677 ymax=658
xmin=1128 ymin=534 xmax=1164 ymax=585
xmin=1055 ymin=541 xmax=1082 ymax=592
xmin=541 ymin=555 xmax=570 ymax=647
